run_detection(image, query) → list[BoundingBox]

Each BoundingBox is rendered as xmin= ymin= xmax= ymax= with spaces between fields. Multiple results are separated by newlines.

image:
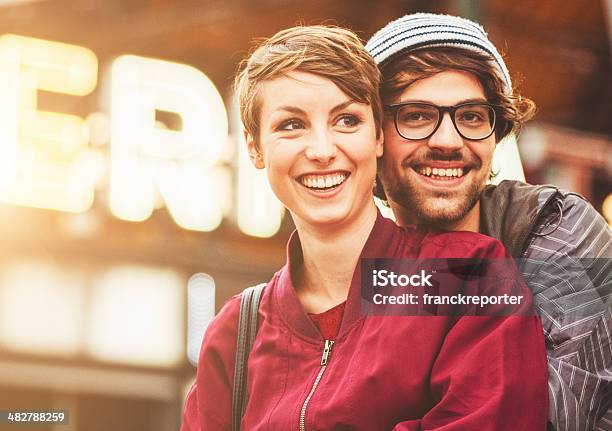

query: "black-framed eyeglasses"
xmin=385 ymin=102 xmax=500 ymax=141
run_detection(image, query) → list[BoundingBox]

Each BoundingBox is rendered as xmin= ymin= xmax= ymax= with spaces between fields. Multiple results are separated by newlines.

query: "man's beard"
xmin=382 ymin=150 xmax=488 ymax=229
xmin=387 ymin=175 xmax=483 ymax=228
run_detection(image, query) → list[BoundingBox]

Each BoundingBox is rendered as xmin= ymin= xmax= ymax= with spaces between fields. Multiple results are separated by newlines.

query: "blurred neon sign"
xmin=0 ymin=34 xmax=284 ymax=237
xmin=0 ymin=34 xmax=97 ymax=213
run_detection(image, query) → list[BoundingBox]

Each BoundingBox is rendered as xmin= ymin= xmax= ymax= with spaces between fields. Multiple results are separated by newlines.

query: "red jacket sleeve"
xmin=189 ymin=295 xmax=241 ymax=431
xmin=180 ymin=383 xmax=201 ymax=431
xmin=392 ymin=235 xmax=548 ymax=430
xmin=392 ymin=316 xmax=547 ymax=430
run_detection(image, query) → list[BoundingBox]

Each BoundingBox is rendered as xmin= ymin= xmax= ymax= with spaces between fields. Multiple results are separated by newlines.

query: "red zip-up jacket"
xmin=182 ymin=211 xmax=548 ymax=430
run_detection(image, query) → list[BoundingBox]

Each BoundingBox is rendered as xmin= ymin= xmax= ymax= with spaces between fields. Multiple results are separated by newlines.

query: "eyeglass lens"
xmin=396 ymin=103 xmax=495 ymax=140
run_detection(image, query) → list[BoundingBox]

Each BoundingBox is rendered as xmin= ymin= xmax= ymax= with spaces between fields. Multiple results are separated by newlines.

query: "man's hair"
xmin=380 ymin=47 xmax=536 ymax=141
xmin=374 ymin=47 xmax=536 ymax=202
xmin=234 ymin=25 xmax=383 ymax=148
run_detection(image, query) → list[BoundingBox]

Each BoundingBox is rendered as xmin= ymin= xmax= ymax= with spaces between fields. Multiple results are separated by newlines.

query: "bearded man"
xmin=367 ymin=13 xmax=611 ymax=431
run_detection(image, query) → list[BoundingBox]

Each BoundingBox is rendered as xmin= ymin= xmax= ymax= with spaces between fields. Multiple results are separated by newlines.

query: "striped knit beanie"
xmin=366 ymin=13 xmax=512 ymax=92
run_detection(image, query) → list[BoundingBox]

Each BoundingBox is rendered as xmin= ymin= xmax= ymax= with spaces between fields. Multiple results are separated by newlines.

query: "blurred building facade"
xmin=0 ymin=0 xmax=609 ymax=429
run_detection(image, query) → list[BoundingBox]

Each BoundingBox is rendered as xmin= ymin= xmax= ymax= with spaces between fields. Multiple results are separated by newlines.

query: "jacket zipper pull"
xmin=300 ymin=340 xmax=336 ymax=431
xmin=320 ymin=339 xmax=334 ymax=366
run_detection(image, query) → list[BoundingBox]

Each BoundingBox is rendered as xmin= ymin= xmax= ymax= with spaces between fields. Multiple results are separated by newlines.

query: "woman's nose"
xmin=305 ymin=129 xmax=337 ymax=163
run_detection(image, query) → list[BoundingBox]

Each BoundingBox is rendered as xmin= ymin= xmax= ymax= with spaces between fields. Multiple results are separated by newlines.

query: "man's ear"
xmin=245 ymin=130 xmax=265 ymax=169
xmin=376 ymin=128 xmax=384 ymax=158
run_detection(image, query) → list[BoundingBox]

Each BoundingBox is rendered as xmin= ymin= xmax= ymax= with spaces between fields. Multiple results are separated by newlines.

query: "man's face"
xmin=379 ymin=70 xmax=495 ymax=228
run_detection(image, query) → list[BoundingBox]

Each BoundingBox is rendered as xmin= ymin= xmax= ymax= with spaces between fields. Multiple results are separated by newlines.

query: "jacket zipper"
xmin=299 ymin=339 xmax=334 ymax=431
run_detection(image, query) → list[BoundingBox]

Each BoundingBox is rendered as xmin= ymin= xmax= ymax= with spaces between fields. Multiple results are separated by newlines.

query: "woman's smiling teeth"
xmin=300 ymin=172 xmax=348 ymax=191
xmin=416 ymin=166 xmax=466 ymax=179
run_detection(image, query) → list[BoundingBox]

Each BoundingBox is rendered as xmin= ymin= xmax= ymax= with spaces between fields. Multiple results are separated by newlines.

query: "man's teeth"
xmin=301 ymin=173 xmax=347 ymax=189
xmin=418 ymin=167 xmax=465 ymax=178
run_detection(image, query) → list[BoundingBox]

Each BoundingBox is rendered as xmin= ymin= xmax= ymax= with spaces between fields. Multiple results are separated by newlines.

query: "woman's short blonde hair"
xmin=234 ymin=25 xmax=382 ymax=148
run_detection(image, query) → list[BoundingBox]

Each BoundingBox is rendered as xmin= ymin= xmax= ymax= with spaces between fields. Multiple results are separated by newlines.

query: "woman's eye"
xmin=278 ymin=119 xmax=304 ymax=131
xmin=336 ymin=115 xmax=361 ymax=128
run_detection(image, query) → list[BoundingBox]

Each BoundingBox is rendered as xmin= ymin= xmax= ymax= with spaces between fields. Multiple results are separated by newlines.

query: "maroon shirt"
xmin=182 ymin=211 xmax=548 ymax=430
xmin=308 ymin=301 xmax=346 ymax=341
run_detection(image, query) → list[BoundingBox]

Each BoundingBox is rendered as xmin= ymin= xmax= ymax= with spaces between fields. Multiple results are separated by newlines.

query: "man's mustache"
xmin=401 ymin=151 xmax=481 ymax=169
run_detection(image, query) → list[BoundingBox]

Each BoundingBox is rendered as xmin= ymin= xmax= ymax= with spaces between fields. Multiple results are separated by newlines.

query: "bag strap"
xmin=231 ymin=283 xmax=266 ymax=431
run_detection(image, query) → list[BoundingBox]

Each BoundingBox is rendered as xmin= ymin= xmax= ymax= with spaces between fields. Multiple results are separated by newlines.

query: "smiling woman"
xmin=248 ymin=71 xmax=382 ymax=230
xmin=181 ymin=25 xmax=548 ymax=431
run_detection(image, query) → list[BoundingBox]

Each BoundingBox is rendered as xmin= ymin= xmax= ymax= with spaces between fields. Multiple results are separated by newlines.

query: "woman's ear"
xmin=246 ymin=130 xmax=265 ymax=169
xmin=376 ymin=128 xmax=384 ymax=158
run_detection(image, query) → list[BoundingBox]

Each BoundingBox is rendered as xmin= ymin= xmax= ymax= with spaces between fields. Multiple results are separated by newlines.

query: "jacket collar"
xmin=479 ymin=180 xmax=559 ymax=257
xmin=274 ymin=209 xmax=412 ymax=342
